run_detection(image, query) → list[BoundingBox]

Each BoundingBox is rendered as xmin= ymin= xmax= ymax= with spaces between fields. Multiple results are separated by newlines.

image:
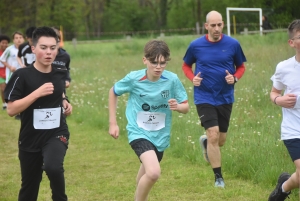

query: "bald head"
xmin=205 ymin=10 xmax=224 ymax=42
xmin=206 ymin=10 xmax=222 ymax=23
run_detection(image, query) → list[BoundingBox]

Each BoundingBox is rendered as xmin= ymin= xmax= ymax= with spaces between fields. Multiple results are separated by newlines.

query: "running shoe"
xmin=268 ymin=172 xmax=291 ymax=201
xmin=199 ymin=135 xmax=209 ymax=163
xmin=215 ymin=178 xmax=225 ymax=188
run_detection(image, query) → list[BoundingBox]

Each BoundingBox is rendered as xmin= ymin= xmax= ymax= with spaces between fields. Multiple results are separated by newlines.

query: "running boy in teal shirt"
xmin=108 ymin=39 xmax=189 ymax=201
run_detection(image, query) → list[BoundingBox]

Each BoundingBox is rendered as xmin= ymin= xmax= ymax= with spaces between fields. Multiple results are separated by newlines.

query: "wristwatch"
xmin=62 ymin=96 xmax=70 ymax=103
xmin=234 ymin=76 xmax=238 ymax=83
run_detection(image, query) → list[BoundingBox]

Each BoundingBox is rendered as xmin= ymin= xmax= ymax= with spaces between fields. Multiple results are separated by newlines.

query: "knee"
xmin=43 ymin=163 xmax=64 ymax=177
xmin=219 ymin=139 xmax=226 ymax=147
xmin=206 ymin=131 xmax=219 ymax=145
xmin=146 ymin=168 xmax=161 ymax=182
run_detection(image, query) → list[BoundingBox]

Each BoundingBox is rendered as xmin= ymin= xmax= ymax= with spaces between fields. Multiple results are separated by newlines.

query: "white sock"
xmin=281 ymin=182 xmax=290 ymax=193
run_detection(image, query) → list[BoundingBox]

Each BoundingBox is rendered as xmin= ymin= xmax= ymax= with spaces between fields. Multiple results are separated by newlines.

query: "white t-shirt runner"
xmin=271 ymin=56 xmax=300 ymax=140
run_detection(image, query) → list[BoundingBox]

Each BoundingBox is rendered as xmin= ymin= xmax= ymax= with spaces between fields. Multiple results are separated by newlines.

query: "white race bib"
xmin=137 ymin=112 xmax=166 ymax=131
xmin=33 ymin=107 xmax=61 ymax=129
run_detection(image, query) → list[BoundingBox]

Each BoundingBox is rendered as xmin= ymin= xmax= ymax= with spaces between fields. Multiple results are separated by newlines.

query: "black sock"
xmin=213 ymin=167 xmax=223 ymax=180
xmin=204 ymin=138 xmax=207 ymax=149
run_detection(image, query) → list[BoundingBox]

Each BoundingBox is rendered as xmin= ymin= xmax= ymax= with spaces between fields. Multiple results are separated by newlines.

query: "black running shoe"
xmin=268 ymin=172 xmax=291 ymax=201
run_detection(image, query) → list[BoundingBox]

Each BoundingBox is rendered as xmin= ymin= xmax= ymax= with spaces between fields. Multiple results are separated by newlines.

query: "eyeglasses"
xmin=291 ymin=35 xmax=300 ymax=40
xmin=148 ymin=60 xmax=168 ymax=68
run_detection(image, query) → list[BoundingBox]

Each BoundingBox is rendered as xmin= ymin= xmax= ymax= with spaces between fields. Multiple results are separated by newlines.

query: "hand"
xmin=65 ymin=81 xmax=70 ymax=88
xmin=10 ymin=66 xmax=17 ymax=72
xmin=109 ymin=123 xmax=119 ymax=139
xmin=225 ymin=70 xmax=235 ymax=85
xmin=276 ymin=94 xmax=297 ymax=108
xmin=168 ymin=98 xmax=178 ymax=111
xmin=35 ymin=82 xmax=54 ymax=98
xmin=193 ymin=72 xmax=202 ymax=86
xmin=63 ymin=101 xmax=72 ymax=116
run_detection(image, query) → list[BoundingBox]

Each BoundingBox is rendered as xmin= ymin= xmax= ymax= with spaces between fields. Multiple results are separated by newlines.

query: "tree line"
xmin=0 ymin=0 xmax=299 ymax=40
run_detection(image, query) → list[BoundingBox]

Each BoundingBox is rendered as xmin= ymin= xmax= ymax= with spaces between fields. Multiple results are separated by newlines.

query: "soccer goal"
xmin=226 ymin=7 xmax=263 ymax=36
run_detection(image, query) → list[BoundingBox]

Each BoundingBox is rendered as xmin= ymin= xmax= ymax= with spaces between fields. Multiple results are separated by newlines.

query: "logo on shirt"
xmin=147 ymin=115 xmax=156 ymax=122
xmin=52 ymin=61 xmax=66 ymax=66
xmin=45 ymin=112 xmax=53 ymax=119
xmin=161 ymin=90 xmax=169 ymax=98
xmin=142 ymin=103 xmax=150 ymax=111
xmin=151 ymin=104 xmax=168 ymax=110
xmin=140 ymin=94 xmax=147 ymax=97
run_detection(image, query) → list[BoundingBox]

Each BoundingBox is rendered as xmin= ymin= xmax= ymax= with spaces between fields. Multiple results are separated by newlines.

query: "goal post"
xmin=226 ymin=7 xmax=263 ymax=36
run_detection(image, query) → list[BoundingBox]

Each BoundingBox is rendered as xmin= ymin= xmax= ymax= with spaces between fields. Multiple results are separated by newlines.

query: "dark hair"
xmin=288 ymin=19 xmax=300 ymax=39
xmin=12 ymin=31 xmax=23 ymax=39
xmin=25 ymin=26 xmax=36 ymax=38
xmin=32 ymin=26 xmax=58 ymax=46
xmin=0 ymin=34 xmax=10 ymax=43
xmin=144 ymin=40 xmax=171 ymax=62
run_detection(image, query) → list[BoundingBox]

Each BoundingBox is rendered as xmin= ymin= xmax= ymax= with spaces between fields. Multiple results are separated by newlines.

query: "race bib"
xmin=137 ymin=112 xmax=166 ymax=131
xmin=33 ymin=107 xmax=61 ymax=129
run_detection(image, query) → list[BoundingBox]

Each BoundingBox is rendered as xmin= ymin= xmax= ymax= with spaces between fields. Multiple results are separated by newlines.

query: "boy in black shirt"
xmin=5 ymin=26 xmax=72 ymax=201
xmin=17 ymin=26 xmax=36 ymax=67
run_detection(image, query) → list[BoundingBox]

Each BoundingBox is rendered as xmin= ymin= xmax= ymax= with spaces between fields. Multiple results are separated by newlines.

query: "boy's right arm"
xmin=270 ymin=86 xmax=297 ymax=108
xmin=108 ymin=87 xmax=119 ymax=139
xmin=7 ymin=82 xmax=54 ymax=116
xmin=17 ymin=57 xmax=26 ymax=68
xmin=1 ymin=60 xmax=16 ymax=72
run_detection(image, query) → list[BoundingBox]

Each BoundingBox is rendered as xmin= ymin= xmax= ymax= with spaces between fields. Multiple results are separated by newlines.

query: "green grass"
xmin=1 ymin=33 xmax=299 ymax=200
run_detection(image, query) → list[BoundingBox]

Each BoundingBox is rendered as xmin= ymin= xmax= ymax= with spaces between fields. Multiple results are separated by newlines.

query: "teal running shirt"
xmin=114 ymin=69 xmax=188 ymax=151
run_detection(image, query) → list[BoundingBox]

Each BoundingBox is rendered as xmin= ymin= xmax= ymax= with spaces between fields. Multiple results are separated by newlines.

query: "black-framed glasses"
xmin=148 ymin=60 xmax=168 ymax=68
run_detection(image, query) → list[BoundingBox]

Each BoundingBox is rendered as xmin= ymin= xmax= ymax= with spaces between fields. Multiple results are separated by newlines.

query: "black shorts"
xmin=196 ymin=103 xmax=232 ymax=132
xmin=283 ymin=139 xmax=300 ymax=162
xmin=130 ymin=139 xmax=164 ymax=162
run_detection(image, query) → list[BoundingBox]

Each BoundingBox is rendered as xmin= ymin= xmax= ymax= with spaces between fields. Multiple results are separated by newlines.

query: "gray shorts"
xmin=130 ymin=139 xmax=164 ymax=162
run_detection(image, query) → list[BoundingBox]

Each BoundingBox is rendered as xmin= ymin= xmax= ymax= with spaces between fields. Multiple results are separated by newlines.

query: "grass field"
xmin=0 ymin=33 xmax=299 ymax=200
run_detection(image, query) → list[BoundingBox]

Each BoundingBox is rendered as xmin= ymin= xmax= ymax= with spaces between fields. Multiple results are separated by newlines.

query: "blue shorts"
xmin=130 ymin=139 xmax=164 ymax=162
xmin=283 ymin=139 xmax=300 ymax=162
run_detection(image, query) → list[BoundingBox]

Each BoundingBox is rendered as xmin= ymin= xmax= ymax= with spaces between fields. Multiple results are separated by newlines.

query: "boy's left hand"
xmin=63 ymin=100 xmax=72 ymax=116
xmin=168 ymin=99 xmax=178 ymax=111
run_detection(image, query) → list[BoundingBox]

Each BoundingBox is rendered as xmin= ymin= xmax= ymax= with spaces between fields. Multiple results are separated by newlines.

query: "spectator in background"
xmin=0 ymin=35 xmax=10 ymax=110
xmin=17 ymin=26 xmax=36 ymax=67
xmin=262 ymin=15 xmax=273 ymax=33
